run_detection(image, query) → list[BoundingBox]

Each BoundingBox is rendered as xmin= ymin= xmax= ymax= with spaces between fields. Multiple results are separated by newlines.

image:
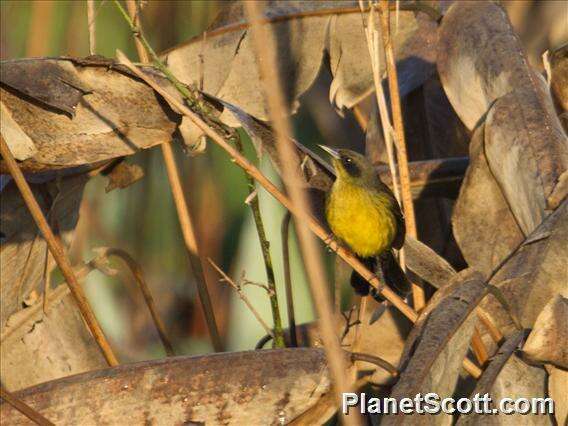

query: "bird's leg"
xmin=370 ymin=267 xmax=386 ymax=303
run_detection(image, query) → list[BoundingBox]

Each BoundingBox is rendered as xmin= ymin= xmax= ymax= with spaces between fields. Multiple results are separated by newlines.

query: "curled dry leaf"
xmin=0 ymin=101 xmax=37 ymax=161
xmin=456 ymin=331 xmax=549 ymax=426
xmin=522 ymin=295 xmax=568 ymax=369
xmin=550 ymin=43 xmax=568 ymax=112
xmin=0 ymin=57 xmax=178 ymax=173
xmin=0 ymin=174 xmax=87 ymax=328
xmin=0 ymin=284 xmax=107 ymax=392
xmin=1 ymin=348 xmax=332 ymax=426
xmin=438 ymin=1 xmax=568 ymax=236
xmin=479 ymin=199 xmax=568 ymax=338
xmin=452 ymin=124 xmax=524 ymax=277
xmin=403 ymin=235 xmax=456 ymax=289
xmin=384 ymin=269 xmax=486 ymax=426
xmin=547 ymin=366 xmax=568 ymax=426
xmin=104 ymin=161 xmax=144 ymax=193
xmin=163 ymin=1 xmax=438 ymax=126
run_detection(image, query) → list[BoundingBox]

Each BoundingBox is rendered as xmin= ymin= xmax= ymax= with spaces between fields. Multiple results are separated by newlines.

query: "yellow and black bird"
xmin=320 ymin=146 xmax=410 ymax=299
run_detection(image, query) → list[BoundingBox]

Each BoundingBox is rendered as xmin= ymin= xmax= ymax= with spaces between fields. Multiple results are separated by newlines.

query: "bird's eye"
xmin=341 ymin=156 xmax=361 ymax=177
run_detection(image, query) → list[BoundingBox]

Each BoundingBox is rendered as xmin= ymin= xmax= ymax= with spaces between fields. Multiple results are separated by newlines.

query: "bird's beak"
xmin=318 ymin=145 xmax=340 ymax=159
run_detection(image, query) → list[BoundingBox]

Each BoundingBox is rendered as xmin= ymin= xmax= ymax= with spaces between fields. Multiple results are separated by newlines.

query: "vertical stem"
xmin=234 ymin=136 xmax=285 ymax=348
xmin=123 ymin=0 xmax=223 ymax=352
xmin=243 ymin=3 xmax=359 ymax=424
xmin=86 ymin=0 xmax=96 ymax=55
xmin=0 ymin=136 xmax=119 ymax=366
xmin=377 ymin=0 xmax=425 ymax=310
xmin=281 ymin=211 xmax=297 ymax=347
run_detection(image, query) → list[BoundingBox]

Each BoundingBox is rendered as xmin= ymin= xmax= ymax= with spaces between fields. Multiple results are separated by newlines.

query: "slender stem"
xmin=102 ymin=247 xmax=175 ymax=356
xmin=243 ymin=3 xmax=359 ymax=424
xmin=115 ymin=51 xmax=483 ymax=380
xmin=87 ymin=0 xmax=96 ymax=55
xmin=377 ymin=0 xmax=425 ymax=310
xmin=0 ymin=136 xmax=119 ymax=366
xmin=121 ymin=0 xmax=223 ymax=352
xmin=234 ymin=136 xmax=285 ymax=348
xmin=281 ymin=211 xmax=297 ymax=347
xmin=0 ymin=388 xmax=54 ymax=426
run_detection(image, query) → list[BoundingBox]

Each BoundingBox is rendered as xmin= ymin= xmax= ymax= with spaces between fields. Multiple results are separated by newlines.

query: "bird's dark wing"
xmin=377 ymin=180 xmax=406 ymax=250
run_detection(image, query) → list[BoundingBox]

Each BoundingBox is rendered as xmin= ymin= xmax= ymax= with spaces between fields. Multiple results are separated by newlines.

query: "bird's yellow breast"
xmin=325 ymin=181 xmax=397 ymax=258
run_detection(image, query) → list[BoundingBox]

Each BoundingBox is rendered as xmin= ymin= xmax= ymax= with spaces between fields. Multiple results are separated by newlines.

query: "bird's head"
xmin=319 ymin=146 xmax=377 ymax=186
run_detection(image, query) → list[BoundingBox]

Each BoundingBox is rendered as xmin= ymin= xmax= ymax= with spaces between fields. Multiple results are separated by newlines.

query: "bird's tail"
xmin=350 ymin=251 xmax=411 ymax=302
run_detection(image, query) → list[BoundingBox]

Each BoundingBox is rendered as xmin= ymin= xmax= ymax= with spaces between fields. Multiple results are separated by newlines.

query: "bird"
xmin=319 ymin=145 xmax=410 ymax=300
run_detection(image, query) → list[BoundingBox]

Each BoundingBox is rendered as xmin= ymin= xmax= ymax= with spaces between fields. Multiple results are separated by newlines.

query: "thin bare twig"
xmin=122 ymin=0 xmax=222 ymax=352
xmin=243 ymin=3 xmax=359 ymax=424
xmin=0 ymin=136 xmax=118 ymax=366
xmin=376 ymin=0 xmax=425 ymax=309
xmin=0 ymin=387 xmax=54 ymax=426
xmin=87 ymin=0 xmax=96 ymax=55
xmin=208 ymin=259 xmax=274 ymax=338
xmin=99 ymin=247 xmax=175 ymax=356
xmin=281 ymin=211 xmax=297 ymax=347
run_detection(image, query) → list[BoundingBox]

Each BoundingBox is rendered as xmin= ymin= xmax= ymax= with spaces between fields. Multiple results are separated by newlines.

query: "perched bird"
xmin=320 ymin=145 xmax=410 ymax=299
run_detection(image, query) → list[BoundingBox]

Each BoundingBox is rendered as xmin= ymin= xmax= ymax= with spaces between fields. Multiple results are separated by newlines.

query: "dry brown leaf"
xmin=0 ymin=348 xmax=331 ymax=426
xmin=104 ymin=161 xmax=144 ymax=193
xmin=479 ymin=199 xmax=568 ymax=338
xmin=522 ymin=295 xmax=568 ymax=369
xmin=439 ymin=1 xmax=568 ymax=237
xmin=0 ymin=284 xmax=107 ymax=392
xmin=452 ymin=124 xmax=524 ymax=277
xmin=383 ymin=269 xmax=487 ymax=426
xmin=550 ymin=42 xmax=568 ymax=112
xmin=163 ymin=1 xmax=439 ymax=126
xmin=0 ymin=101 xmax=37 ymax=161
xmin=0 ymin=58 xmax=177 ymax=173
xmin=547 ymin=366 xmax=568 ymax=426
xmin=403 ymin=235 xmax=456 ymax=289
xmin=0 ymin=174 xmax=86 ymax=328
xmin=456 ymin=331 xmax=549 ymax=426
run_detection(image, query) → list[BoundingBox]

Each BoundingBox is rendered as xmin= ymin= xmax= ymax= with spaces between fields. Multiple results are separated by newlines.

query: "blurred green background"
xmin=0 ymin=0 xmax=368 ymax=361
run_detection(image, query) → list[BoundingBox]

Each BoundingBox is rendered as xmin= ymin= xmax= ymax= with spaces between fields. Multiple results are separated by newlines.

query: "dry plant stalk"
xmin=0 ymin=136 xmax=119 ymax=366
xmin=100 ymin=247 xmax=175 ymax=356
xmin=123 ymin=0 xmax=222 ymax=352
xmin=243 ymin=3 xmax=359 ymax=424
xmin=376 ymin=0 xmax=425 ymax=309
xmin=86 ymin=0 xmax=96 ymax=55
xmin=0 ymin=387 xmax=54 ymax=426
xmin=208 ymin=259 xmax=274 ymax=338
xmin=114 ymin=51 xmax=483 ymax=379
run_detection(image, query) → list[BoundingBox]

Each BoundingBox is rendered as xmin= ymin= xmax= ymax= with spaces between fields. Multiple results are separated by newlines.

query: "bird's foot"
xmin=324 ymin=232 xmax=339 ymax=253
